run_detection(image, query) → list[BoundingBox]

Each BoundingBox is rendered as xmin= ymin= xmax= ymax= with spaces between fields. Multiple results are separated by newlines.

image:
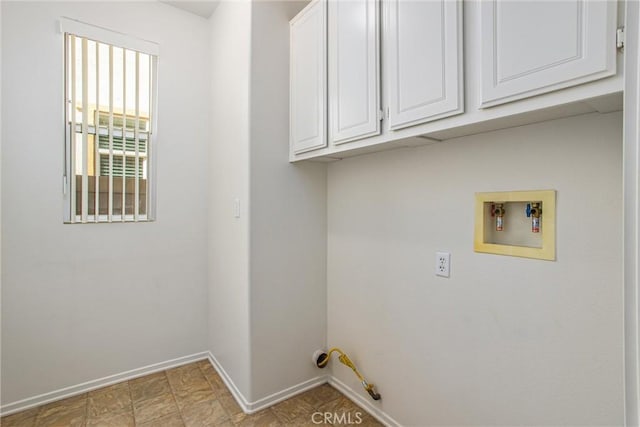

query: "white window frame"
xmin=60 ymin=17 xmax=159 ymax=223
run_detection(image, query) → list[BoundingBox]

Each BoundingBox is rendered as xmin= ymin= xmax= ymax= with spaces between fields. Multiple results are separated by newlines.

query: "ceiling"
xmin=161 ymin=1 xmax=220 ymax=18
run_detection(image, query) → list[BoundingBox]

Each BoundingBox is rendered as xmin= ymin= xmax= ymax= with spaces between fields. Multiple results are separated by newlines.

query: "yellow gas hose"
xmin=317 ymin=347 xmax=381 ymax=400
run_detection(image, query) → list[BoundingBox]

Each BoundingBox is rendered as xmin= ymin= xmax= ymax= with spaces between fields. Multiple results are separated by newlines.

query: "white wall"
xmin=327 ymin=112 xmax=624 ymax=426
xmin=623 ymin=3 xmax=640 ymax=425
xmin=207 ymin=0 xmax=328 ymax=404
xmin=248 ymin=0 xmax=327 ymax=402
xmin=207 ymin=0 xmax=253 ymax=399
xmin=1 ymin=1 xmax=210 ymax=405
xmin=0 ymin=1 xmax=3 ymax=408
xmin=3 ymin=3 xmax=623 ymax=424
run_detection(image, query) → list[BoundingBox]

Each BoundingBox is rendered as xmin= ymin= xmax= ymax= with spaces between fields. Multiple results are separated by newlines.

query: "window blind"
xmin=63 ymin=27 xmax=157 ymax=223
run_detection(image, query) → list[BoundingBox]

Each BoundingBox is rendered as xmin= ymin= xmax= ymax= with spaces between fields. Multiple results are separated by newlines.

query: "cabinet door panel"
xmin=290 ymin=0 xmax=327 ymax=155
xmin=329 ymin=0 xmax=380 ymax=145
xmin=480 ymin=0 xmax=617 ymax=108
xmin=386 ymin=0 xmax=463 ymax=130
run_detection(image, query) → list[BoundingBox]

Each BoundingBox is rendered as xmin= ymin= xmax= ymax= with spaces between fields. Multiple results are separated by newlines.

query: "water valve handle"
xmin=494 ymin=204 xmax=505 ymax=231
xmin=530 ymin=203 xmax=541 ymax=233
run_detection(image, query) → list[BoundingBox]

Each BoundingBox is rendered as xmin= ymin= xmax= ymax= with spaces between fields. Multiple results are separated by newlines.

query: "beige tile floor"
xmin=1 ymin=360 xmax=382 ymax=427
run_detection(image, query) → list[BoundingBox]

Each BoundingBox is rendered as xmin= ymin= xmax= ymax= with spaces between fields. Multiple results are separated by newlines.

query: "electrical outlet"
xmin=435 ymin=252 xmax=450 ymax=278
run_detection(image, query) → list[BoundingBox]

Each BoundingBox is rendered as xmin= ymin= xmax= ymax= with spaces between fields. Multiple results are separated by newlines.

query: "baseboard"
xmin=206 ymin=351 xmax=327 ymax=414
xmin=206 ymin=352 xmax=253 ymax=411
xmin=0 ymin=352 xmax=209 ymax=417
xmin=328 ymin=376 xmax=401 ymax=427
xmin=205 ymin=351 xmax=399 ymax=425
xmin=2 ymin=350 xmax=400 ymax=427
xmin=249 ymin=374 xmax=327 ymax=413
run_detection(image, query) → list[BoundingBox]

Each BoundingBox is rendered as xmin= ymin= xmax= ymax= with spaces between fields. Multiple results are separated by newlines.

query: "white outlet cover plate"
xmin=436 ymin=251 xmax=451 ymax=278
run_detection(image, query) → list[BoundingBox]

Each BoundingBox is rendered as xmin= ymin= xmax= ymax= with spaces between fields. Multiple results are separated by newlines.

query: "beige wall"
xmin=327 ymin=111 xmax=624 ymax=425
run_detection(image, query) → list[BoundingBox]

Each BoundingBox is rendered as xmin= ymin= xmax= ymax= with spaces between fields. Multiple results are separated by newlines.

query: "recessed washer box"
xmin=474 ymin=190 xmax=556 ymax=261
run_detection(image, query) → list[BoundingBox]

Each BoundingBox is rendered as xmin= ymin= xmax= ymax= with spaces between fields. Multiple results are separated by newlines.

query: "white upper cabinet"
xmin=328 ymin=0 xmax=381 ymax=145
xmin=290 ymin=0 xmax=327 ymax=155
xmin=289 ymin=0 xmax=621 ymax=161
xmin=385 ymin=0 xmax=463 ymax=130
xmin=480 ymin=0 xmax=617 ymax=108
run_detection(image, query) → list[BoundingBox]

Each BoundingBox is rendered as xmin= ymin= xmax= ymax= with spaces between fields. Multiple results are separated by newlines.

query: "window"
xmin=62 ymin=18 xmax=158 ymax=223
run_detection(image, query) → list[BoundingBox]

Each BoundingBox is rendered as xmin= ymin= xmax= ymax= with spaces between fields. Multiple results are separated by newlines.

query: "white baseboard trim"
xmin=205 ymin=352 xmax=400 ymax=425
xmin=0 ymin=352 xmax=209 ymax=417
xmin=206 ymin=351 xmax=327 ymax=414
xmin=250 ymin=374 xmax=328 ymax=413
xmin=206 ymin=351 xmax=252 ymax=411
xmin=2 ymin=350 xmax=401 ymax=427
xmin=328 ymin=376 xmax=401 ymax=427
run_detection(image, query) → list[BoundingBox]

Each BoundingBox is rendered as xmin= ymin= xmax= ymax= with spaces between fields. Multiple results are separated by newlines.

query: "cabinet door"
xmin=480 ymin=0 xmax=617 ymax=108
xmin=385 ymin=0 xmax=463 ymax=131
xmin=290 ymin=0 xmax=327 ymax=155
xmin=329 ymin=0 xmax=380 ymax=145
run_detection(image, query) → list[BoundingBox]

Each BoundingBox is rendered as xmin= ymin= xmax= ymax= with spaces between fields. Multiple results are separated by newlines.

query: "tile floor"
xmin=1 ymin=360 xmax=382 ymax=426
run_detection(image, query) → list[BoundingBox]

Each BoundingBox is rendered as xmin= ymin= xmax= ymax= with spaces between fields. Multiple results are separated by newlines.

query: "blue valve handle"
xmin=526 ymin=204 xmax=531 ymax=218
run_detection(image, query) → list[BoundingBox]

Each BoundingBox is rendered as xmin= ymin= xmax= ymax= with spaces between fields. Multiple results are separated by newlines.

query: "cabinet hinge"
xmin=377 ymin=109 xmax=384 ymax=121
xmin=386 ymin=107 xmax=390 ymax=120
xmin=617 ymin=27 xmax=625 ymax=49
